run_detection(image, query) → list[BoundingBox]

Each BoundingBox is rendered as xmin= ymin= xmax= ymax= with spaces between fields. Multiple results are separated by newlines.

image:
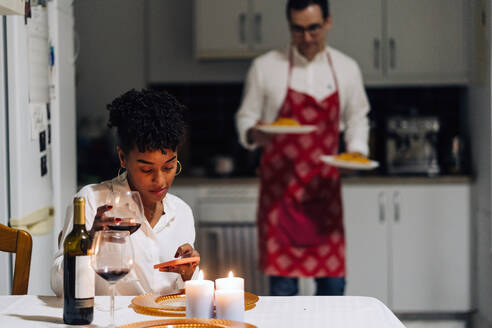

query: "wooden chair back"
xmin=0 ymin=224 xmax=33 ymax=295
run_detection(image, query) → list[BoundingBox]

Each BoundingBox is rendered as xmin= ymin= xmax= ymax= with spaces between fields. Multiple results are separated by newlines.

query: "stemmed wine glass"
xmin=91 ymin=230 xmax=134 ymax=327
xmin=105 ymin=191 xmax=145 ymax=235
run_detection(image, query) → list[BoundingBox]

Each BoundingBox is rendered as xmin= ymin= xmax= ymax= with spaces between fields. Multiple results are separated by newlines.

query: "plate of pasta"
xmin=256 ymin=118 xmax=316 ymax=134
xmin=320 ymin=153 xmax=379 ymax=170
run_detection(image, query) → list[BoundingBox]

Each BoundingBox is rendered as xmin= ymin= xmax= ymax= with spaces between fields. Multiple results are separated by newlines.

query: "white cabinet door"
xmin=327 ymin=0 xmax=384 ymax=83
xmin=390 ymin=184 xmax=472 ymax=312
xmin=251 ymin=0 xmax=290 ymax=53
xmin=386 ymin=0 xmax=467 ymax=84
xmin=194 ymin=0 xmax=249 ymax=58
xmin=342 ymin=185 xmax=389 ymax=304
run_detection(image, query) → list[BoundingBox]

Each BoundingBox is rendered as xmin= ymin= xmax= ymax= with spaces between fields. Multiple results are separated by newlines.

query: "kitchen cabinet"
xmin=172 ymin=179 xmax=472 ymax=309
xmin=194 ymin=0 xmax=289 ymax=59
xmin=327 ymin=0 xmax=384 ymax=83
xmin=385 ymin=0 xmax=467 ymax=84
xmin=342 ymin=184 xmax=389 ymax=304
xmin=194 ymin=0 xmax=468 ymax=84
xmin=343 ymin=183 xmax=471 ymax=312
xmin=328 ymin=0 xmax=468 ymax=85
xmin=250 ymin=1 xmax=290 ymax=54
xmin=194 ymin=0 xmax=249 ymax=58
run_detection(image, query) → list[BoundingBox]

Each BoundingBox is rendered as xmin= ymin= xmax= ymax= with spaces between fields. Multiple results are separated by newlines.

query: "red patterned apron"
xmin=257 ymin=48 xmax=345 ymax=277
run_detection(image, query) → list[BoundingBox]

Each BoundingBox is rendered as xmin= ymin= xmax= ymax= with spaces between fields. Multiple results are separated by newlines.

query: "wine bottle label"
xmin=75 ymin=256 xmax=95 ymax=299
xmin=74 ymin=297 xmax=94 ymax=308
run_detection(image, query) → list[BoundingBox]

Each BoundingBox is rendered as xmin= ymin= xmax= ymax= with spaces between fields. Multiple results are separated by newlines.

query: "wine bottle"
xmin=63 ymin=197 xmax=95 ymax=325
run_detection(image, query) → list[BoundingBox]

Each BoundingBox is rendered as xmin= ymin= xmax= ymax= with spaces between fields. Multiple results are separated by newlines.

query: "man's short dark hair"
xmin=286 ymin=0 xmax=330 ymax=21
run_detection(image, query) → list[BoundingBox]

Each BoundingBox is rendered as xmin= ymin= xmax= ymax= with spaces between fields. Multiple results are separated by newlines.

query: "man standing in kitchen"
xmin=235 ymin=0 xmax=369 ymax=296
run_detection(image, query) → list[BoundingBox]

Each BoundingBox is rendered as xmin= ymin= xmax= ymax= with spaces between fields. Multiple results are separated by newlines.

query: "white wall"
xmin=74 ymin=0 xmax=146 ymax=125
xmin=469 ymin=0 xmax=492 ymax=327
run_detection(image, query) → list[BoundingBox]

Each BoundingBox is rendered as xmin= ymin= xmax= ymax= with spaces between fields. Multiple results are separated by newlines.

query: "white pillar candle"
xmin=185 ymin=270 xmax=214 ymax=319
xmin=215 ymin=271 xmax=244 ymax=291
xmin=215 ymin=289 xmax=245 ymax=322
xmin=215 ymin=271 xmax=245 ymax=322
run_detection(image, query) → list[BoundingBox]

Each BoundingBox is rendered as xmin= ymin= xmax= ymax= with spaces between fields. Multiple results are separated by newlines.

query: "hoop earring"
xmin=176 ymin=160 xmax=182 ymax=176
xmin=117 ymin=167 xmax=126 ymax=181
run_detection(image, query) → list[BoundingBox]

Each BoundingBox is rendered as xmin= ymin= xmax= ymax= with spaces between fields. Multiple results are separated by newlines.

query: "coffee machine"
xmin=386 ymin=116 xmax=440 ymax=175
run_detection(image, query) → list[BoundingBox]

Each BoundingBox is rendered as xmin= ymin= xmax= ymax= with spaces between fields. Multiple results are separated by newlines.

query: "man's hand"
xmin=247 ymin=121 xmax=273 ymax=147
xmin=338 ymin=152 xmax=364 ymax=176
xmin=160 ymin=243 xmax=200 ymax=281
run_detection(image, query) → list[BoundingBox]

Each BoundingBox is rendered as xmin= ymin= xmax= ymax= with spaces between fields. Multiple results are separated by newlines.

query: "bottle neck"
xmin=73 ymin=216 xmax=85 ymax=226
xmin=73 ymin=198 xmax=85 ymax=225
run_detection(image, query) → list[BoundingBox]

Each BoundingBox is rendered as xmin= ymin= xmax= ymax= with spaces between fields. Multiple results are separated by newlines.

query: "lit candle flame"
xmin=198 ymin=270 xmax=204 ymax=280
xmin=228 ymin=271 xmax=234 ymax=278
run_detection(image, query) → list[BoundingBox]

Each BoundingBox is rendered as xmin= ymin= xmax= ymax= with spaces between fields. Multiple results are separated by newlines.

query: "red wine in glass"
xmin=91 ymin=230 xmax=134 ymax=326
xmin=107 ymin=217 xmax=141 ymax=234
xmin=96 ymin=269 xmax=130 ymax=283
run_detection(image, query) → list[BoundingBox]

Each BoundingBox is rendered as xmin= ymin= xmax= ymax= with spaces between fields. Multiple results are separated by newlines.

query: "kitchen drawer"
xmin=197 ymin=199 xmax=257 ymax=224
xmin=196 ymin=185 xmax=259 ymax=199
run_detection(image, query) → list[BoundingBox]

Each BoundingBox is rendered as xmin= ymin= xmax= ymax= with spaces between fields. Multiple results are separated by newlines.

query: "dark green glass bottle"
xmin=63 ymin=197 xmax=94 ymax=325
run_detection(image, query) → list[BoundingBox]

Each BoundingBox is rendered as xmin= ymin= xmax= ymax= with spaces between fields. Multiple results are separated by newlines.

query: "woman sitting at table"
xmin=51 ymin=88 xmax=199 ymax=296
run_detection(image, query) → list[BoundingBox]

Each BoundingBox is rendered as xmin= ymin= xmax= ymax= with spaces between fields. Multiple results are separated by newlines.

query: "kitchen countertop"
xmin=173 ymin=175 xmax=472 ymax=186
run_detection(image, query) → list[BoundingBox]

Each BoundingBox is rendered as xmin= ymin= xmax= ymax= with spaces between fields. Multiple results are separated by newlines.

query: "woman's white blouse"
xmin=236 ymin=45 xmax=370 ymax=155
xmin=51 ymin=174 xmax=196 ymax=296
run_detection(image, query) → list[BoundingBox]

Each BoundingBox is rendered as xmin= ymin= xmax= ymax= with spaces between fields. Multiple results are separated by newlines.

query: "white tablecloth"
xmin=0 ymin=295 xmax=406 ymax=327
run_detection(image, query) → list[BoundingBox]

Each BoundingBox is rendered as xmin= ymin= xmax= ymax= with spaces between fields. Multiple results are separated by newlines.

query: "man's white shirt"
xmin=236 ymin=45 xmax=370 ymax=155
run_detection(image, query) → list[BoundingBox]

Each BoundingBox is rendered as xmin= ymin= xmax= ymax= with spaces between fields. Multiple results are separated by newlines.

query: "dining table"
xmin=0 ymin=294 xmax=406 ymax=327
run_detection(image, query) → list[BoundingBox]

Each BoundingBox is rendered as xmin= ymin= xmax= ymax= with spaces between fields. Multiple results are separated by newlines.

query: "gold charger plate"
xmin=117 ymin=318 xmax=257 ymax=328
xmin=131 ymin=292 xmax=259 ymax=316
xmin=131 ymin=293 xmax=186 ymax=317
xmin=129 ymin=303 xmax=186 ymax=317
xmin=154 ymin=292 xmax=259 ymax=311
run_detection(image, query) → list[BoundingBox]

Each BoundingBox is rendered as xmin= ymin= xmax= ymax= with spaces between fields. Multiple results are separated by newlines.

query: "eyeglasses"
xmin=290 ymin=23 xmax=323 ymax=36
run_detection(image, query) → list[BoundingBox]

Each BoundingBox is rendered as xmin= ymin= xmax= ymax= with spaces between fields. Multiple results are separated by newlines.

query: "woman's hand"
xmin=89 ymin=205 xmax=113 ymax=237
xmin=161 ymin=243 xmax=200 ymax=281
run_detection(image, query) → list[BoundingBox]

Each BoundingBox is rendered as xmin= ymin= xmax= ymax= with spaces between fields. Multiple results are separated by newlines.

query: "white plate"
xmin=320 ymin=155 xmax=379 ymax=170
xmin=256 ymin=125 xmax=316 ymax=134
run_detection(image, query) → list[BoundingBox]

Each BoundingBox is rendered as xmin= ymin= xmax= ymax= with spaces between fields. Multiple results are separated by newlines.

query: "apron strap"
xmin=287 ymin=48 xmax=294 ymax=89
xmin=326 ymin=51 xmax=340 ymax=94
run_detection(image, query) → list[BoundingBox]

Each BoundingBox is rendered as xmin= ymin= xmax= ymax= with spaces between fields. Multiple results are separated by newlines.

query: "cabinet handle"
xmin=254 ymin=13 xmax=262 ymax=43
xmin=373 ymin=38 xmax=380 ymax=69
xmin=378 ymin=192 xmax=386 ymax=223
xmin=393 ymin=191 xmax=401 ymax=222
xmin=239 ymin=13 xmax=246 ymax=44
xmin=389 ymin=38 xmax=396 ymax=69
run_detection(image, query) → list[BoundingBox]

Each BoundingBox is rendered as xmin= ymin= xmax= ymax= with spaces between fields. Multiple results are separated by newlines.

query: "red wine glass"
xmin=105 ymin=191 xmax=145 ymax=235
xmin=91 ymin=230 xmax=134 ymax=327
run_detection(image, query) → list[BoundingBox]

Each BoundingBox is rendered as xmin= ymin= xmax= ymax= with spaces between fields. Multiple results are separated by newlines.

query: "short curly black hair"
xmin=107 ymin=89 xmax=186 ymax=154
